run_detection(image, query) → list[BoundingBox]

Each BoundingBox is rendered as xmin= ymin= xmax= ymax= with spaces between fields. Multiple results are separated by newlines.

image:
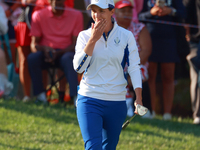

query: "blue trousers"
xmin=77 ymin=95 xmax=127 ymax=150
xmin=27 ymin=51 xmax=78 ymax=96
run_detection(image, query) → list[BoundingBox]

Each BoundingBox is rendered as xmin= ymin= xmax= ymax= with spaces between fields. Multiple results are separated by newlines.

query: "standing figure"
xmin=2 ymin=0 xmax=21 ymax=66
xmin=184 ymin=0 xmax=200 ymax=124
xmin=73 ymin=0 xmax=143 ymax=149
xmin=0 ymin=7 xmax=13 ymax=97
xmin=14 ymin=0 xmax=37 ymax=102
xmin=139 ymin=0 xmax=186 ymax=120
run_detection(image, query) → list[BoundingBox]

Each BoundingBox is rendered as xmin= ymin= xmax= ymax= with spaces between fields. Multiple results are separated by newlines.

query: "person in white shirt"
xmin=73 ymin=0 xmax=143 ymax=149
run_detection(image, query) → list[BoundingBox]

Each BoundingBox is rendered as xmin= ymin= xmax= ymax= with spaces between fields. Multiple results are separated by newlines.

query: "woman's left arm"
xmin=138 ymin=26 xmax=152 ymax=65
xmin=134 ymin=88 xmax=143 ymax=110
xmin=127 ymin=32 xmax=143 ymax=108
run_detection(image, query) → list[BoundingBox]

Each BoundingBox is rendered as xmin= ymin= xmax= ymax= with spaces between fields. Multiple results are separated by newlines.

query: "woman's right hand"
xmin=150 ymin=5 xmax=160 ymax=16
xmin=90 ymin=19 xmax=107 ymax=42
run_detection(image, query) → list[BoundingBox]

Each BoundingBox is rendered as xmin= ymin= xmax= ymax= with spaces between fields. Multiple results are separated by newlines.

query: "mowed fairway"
xmin=0 ymin=99 xmax=199 ymax=150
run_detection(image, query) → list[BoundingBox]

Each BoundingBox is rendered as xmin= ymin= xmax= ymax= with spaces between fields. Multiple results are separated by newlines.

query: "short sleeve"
xmin=30 ymin=11 xmax=42 ymax=37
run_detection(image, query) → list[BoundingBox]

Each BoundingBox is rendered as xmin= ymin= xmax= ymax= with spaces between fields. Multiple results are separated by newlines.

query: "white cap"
xmin=86 ymin=0 xmax=115 ymax=10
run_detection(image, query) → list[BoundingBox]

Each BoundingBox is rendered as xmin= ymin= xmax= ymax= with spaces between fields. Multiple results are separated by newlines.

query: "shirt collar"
xmin=103 ymin=18 xmax=116 ymax=38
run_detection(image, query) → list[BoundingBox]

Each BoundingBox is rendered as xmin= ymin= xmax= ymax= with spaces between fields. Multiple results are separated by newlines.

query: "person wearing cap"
xmin=73 ymin=0 xmax=143 ymax=149
xmin=114 ymin=0 xmax=152 ymax=118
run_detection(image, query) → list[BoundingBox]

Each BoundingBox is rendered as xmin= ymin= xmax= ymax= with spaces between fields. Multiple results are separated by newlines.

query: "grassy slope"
xmin=0 ymin=99 xmax=199 ymax=150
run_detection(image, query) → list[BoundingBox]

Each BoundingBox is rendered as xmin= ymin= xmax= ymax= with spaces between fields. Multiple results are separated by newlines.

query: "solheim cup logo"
xmin=114 ymin=37 xmax=120 ymax=46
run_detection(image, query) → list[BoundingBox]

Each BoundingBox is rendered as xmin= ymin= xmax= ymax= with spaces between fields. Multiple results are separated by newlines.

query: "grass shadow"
xmin=123 ymin=116 xmax=200 ymax=137
xmin=0 ymin=99 xmax=78 ymax=125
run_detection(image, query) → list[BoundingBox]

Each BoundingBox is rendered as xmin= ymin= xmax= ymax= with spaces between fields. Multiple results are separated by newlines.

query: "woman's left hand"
xmin=134 ymin=99 xmax=143 ymax=114
xmin=133 ymin=88 xmax=143 ymax=114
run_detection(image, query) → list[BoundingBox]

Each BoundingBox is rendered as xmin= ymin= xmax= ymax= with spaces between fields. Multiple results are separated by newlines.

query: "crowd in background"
xmin=0 ymin=0 xmax=200 ymax=124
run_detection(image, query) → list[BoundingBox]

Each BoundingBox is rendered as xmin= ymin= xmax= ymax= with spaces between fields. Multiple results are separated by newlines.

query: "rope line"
xmin=3 ymin=0 xmax=200 ymax=29
xmin=139 ymin=18 xmax=200 ymax=29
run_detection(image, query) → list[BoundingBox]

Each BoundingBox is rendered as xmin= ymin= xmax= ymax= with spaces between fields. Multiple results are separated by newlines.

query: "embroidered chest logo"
xmin=114 ymin=37 xmax=120 ymax=46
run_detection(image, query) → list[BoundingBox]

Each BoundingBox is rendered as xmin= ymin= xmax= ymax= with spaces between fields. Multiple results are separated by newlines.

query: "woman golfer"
xmin=73 ymin=0 xmax=143 ymax=149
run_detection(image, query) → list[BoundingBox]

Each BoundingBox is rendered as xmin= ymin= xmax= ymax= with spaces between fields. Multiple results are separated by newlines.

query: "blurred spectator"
xmin=14 ymin=0 xmax=37 ymax=102
xmin=1 ymin=0 xmax=21 ymax=66
xmin=139 ymin=0 xmax=186 ymax=120
xmin=34 ymin=0 xmax=74 ymax=11
xmin=0 ymin=5 xmax=8 ymax=35
xmin=33 ymin=0 xmax=49 ymax=12
xmin=114 ymin=0 xmax=152 ymax=118
xmin=184 ymin=0 xmax=200 ymax=124
xmin=113 ymin=0 xmax=144 ymax=22
xmin=33 ymin=0 xmax=74 ymax=103
xmin=28 ymin=0 xmax=83 ymax=104
xmin=0 ymin=6 xmax=13 ymax=98
xmin=132 ymin=0 xmax=144 ymax=22
xmin=0 ymin=48 xmax=13 ymax=98
xmin=64 ymin=0 xmax=74 ymax=8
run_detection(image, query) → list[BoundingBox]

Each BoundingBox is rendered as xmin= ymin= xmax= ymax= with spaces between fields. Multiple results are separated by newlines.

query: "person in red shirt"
xmin=34 ymin=0 xmax=74 ymax=12
xmin=27 ymin=0 xmax=83 ymax=104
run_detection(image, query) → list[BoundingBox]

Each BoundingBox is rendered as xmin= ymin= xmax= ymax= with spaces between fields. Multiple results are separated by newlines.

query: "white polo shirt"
xmin=73 ymin=21 xmax=142 ymax=101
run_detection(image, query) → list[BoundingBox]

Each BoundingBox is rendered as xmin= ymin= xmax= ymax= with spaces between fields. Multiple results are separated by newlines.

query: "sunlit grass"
xmin=0 ymin=97 xmax=199 ymax=150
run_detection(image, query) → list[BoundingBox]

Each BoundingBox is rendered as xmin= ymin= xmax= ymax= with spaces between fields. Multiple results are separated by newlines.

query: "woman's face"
xmin=91 ymin=5 xmax=114 ymax=23
xmin=115 ymin=6 xmax=133 ymax=28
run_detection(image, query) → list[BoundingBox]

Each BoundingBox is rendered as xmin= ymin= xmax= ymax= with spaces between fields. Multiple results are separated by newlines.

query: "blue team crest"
xmin=114 ymin=37 xmax=120 ymax=46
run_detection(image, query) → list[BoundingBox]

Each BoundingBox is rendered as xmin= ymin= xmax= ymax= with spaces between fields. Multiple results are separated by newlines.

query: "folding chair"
xmin=45 ymin=64 xmax=66 ymax=104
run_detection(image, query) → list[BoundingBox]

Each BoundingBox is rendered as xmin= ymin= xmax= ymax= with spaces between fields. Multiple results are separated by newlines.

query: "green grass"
xmin=0 ymin=98 xmax=199 ymax=150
